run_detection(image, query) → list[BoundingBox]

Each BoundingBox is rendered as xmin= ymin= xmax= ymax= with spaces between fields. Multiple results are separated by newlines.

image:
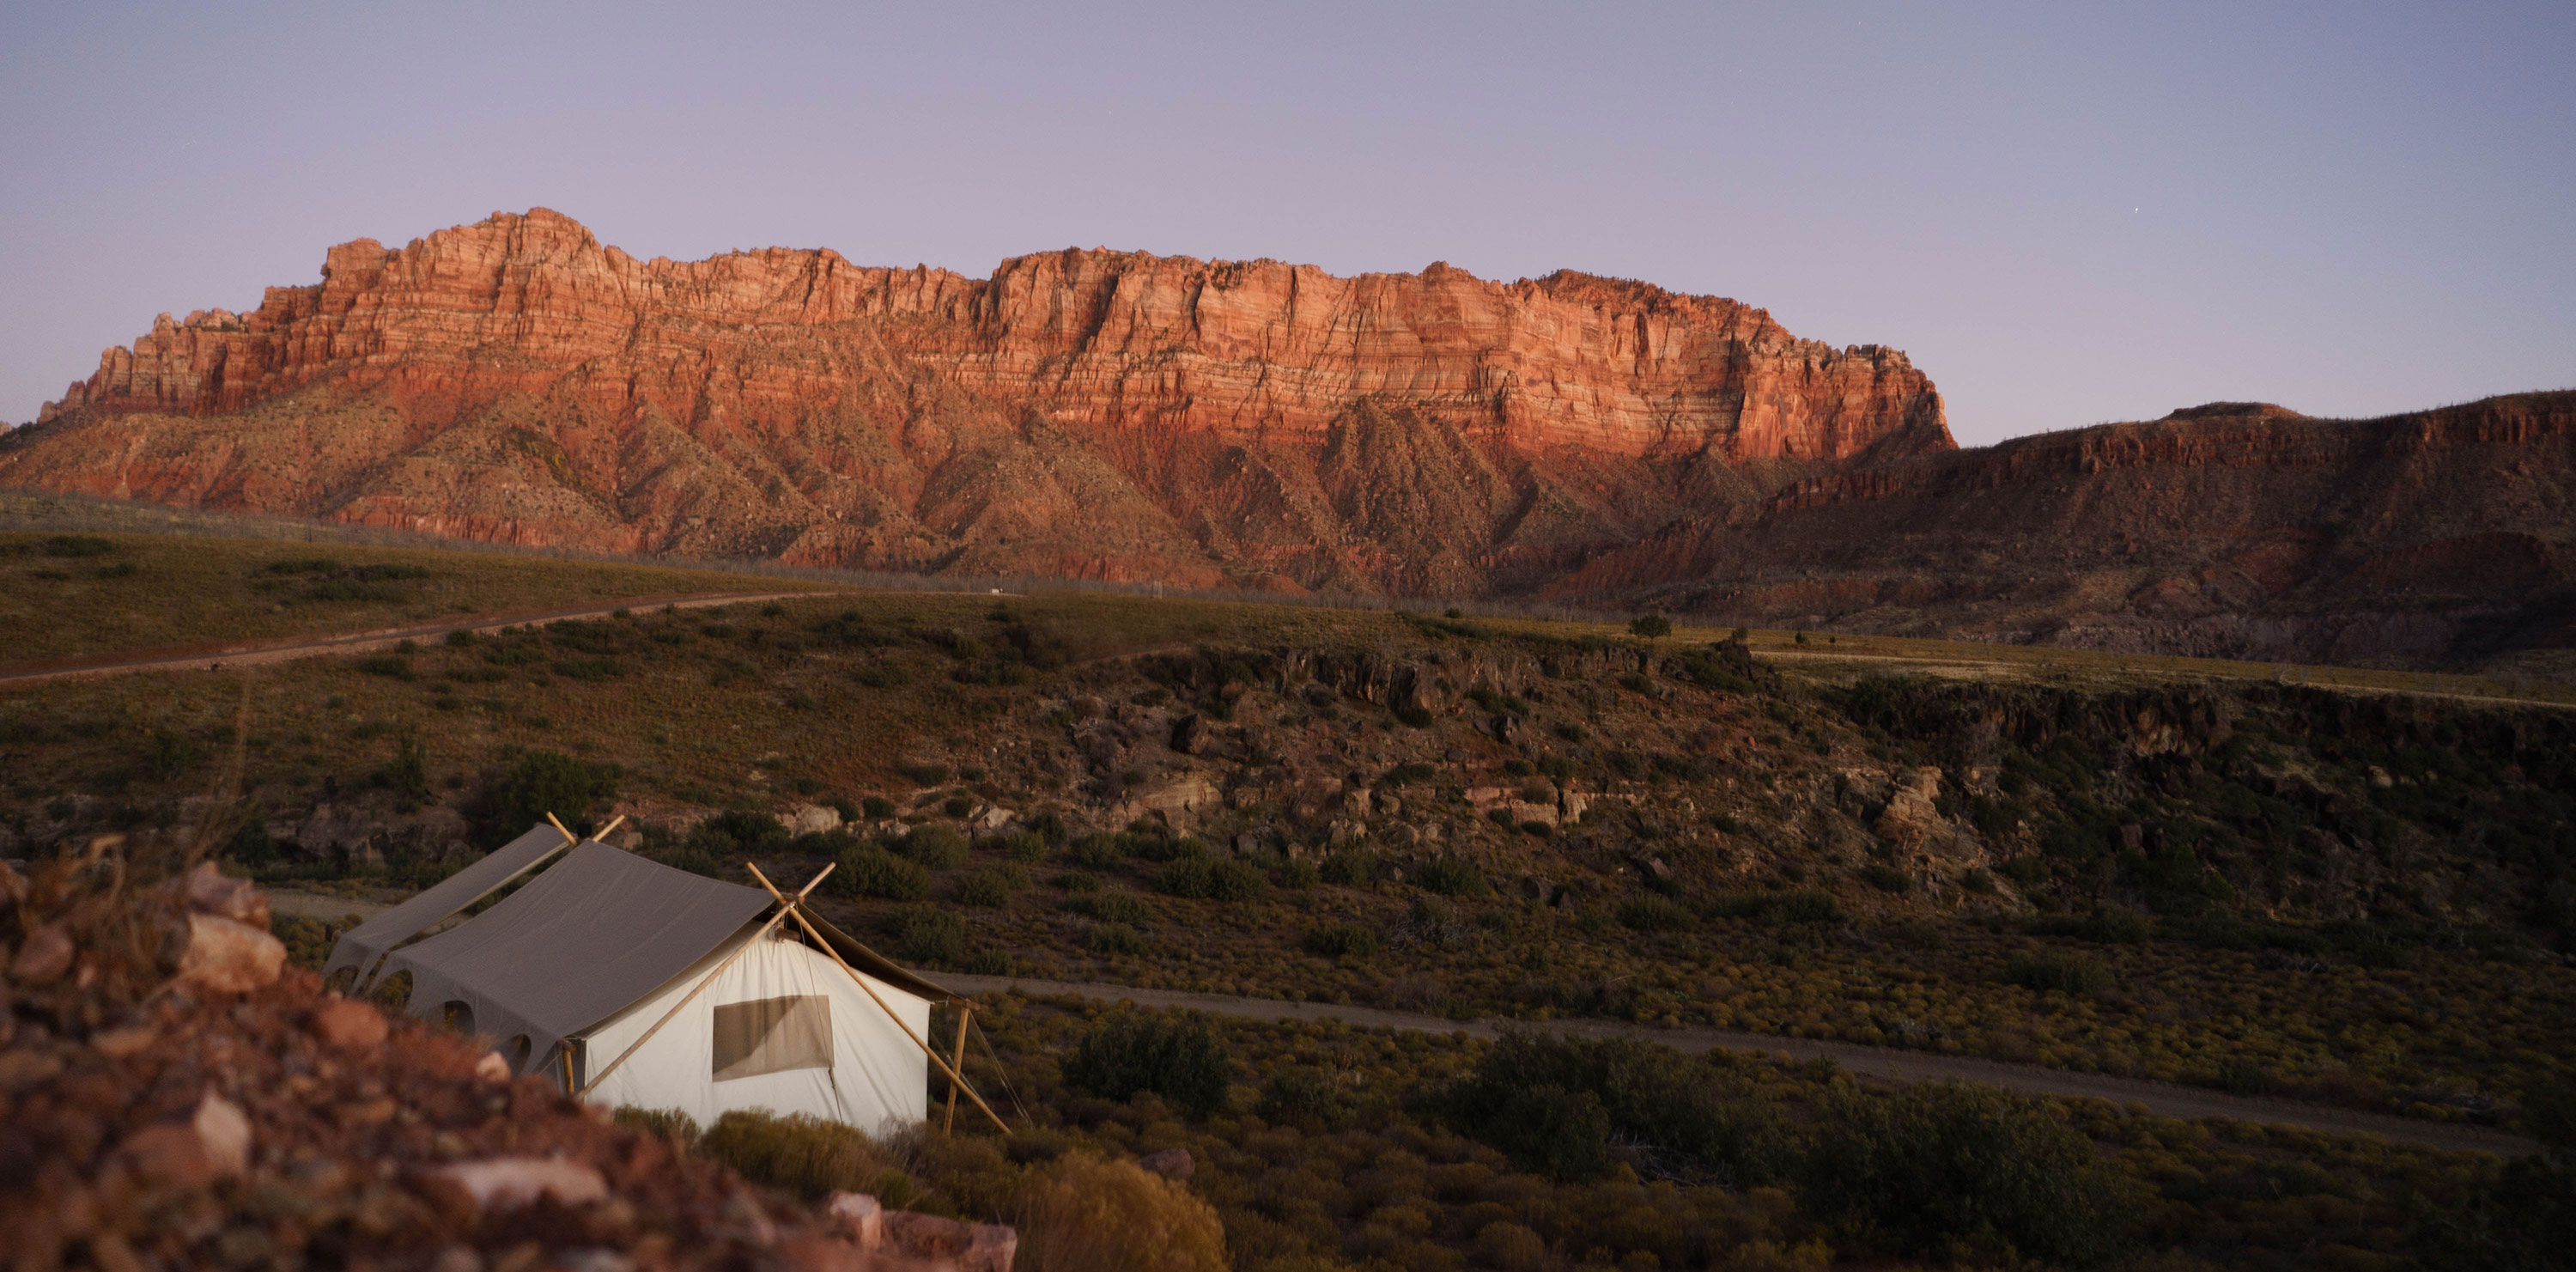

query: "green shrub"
xmin=954 ymin=867 xmax=1021 ymax=907
xmin=1778 ymin=890 xmax=1844 ymax=923
xmin=1062 ymin=1012 xmax=1230 ymax=1117
xmin=1394 ymin=705 xmax=1434 ymax=728
xmin=1318 ymin=848 xmax=1378 ymax=886
xmin=861 ymin=794 xmax=896 ymax=819
xmin=899 ymin=761 xmax=952 ymax=787
xmin=552 ymin=656 xmax=626 ymax=681
xmin=1376 ymin=762 xmax=1438 ymax=786
xmin=1060 ymin=834 xmax=1117 ymax=869
xmin=1413 ymin=856 xmax=1488 ymax=897
xmin=1072 ymin=892 xmax=1155 ymax=925
xmin=496 ymin=749 xmax=621 ymax=829
xmin=881 ymin=906 xmax=968 ymax=965
xmin=685 ymin=809 xmax=790 ymax=856
xmin=1803 ymin=1081 xmax=2135 ymax=1265
xmin=145 ymin=727 xmax=199 ymax=781
xmin=355 ymin=654 xmax=414 ymax=679
xmin=992 ymin=830 xmax=1048 ymax=861
xmin=1628 ymin=614 xmax=1673 ymax=639
xmin=1086 ymin=922 xmax=1146 ymax=955
xmin=838 ymin=849 xmax=931 ymax=902
xmin=698 ymin=1110 xmax=903 ymax=1203
xmin=1617 ymin=896 xmax=1694 ymax=932
xmin=2006 ymin=951 xmax=2114 ymax=995
xmin=42 ymin=535 xmax=118 ymax=557
xmin=1157 ymin=858 xmax=1267 ymax=901
xmin=1013 ymin=1151 xmax=1229 ymax=1272
xmin=1302 ymin=924 xmax=1382 ymax=958
xmin=1255 ymin=1067 xmax=1346 ymax=1128
xmin=899 ymin=824 xmax=970 ymax=869
xmin=611 ymin=1106 xmax=702 ymax=1147
xmin=1443 ymin=1032 xmax=1789 ymax=1185
xmin=1860 ymin=864 xmax=1912 ymax=893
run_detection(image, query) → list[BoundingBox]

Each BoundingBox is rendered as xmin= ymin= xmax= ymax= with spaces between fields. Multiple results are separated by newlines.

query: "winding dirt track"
xmin=938 ymin=972 xmax=2540 ymax=1158
xmin=0 ymin=590 xmax=829 ymax=687
xmin=267 ymin=887 xmax=2534 ymax=1156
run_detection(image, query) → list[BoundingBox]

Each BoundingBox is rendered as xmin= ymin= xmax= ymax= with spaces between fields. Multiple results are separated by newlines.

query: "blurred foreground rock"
xmin=0 ymin=841 xmax=1014 ymax=1271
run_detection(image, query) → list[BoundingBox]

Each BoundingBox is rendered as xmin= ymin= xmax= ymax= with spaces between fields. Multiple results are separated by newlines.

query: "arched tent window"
xmin=502 ymin=1034 xmax=532 ymax=1074
xmin=441 ymin=1001 xmax=475 ymax=1035
xmin=324 ymin=966 xmax=359 ymax=995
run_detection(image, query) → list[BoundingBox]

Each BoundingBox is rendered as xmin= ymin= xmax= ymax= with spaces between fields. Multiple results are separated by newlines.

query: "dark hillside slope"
xmin=1558 ymin=392 xmax=2576 ymax=671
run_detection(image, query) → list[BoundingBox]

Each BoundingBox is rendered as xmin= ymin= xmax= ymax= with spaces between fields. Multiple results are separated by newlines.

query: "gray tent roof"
xmin=383 ymin=843 xmax=774 ymax=1068
xmin=322 ymin=823 xmax=575 ymax=990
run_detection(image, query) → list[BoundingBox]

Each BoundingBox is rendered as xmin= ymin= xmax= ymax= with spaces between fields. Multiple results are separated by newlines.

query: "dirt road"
xmin=0 ymin=590 xmax=827 ymax=687
xmin=939 ymin=972 xmax=2539 ymax=1157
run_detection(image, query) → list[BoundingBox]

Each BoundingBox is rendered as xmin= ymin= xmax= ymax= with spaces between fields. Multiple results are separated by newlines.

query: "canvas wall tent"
xmin=322 ymin=826 xmax=984 ymax=1135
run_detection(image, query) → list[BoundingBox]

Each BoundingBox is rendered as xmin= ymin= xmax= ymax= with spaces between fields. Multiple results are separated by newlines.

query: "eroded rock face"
xmin=1553 ymin=391 xmax=2576 ymax=669
xmin=3 ymin=209 xmax=1948 ymax=597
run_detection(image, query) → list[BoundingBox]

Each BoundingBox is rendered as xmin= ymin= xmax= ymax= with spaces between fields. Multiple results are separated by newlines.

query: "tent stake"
xmin=944 ymin=1004 xmax=972 ymax=1135
xmin=573 ymin=862 xmax=835 ymax=1099
xmin=745 ymin=864 xmax=1011 ymax=1134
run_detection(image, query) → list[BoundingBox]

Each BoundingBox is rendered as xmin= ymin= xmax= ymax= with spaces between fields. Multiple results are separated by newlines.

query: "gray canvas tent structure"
xmin=323 ymin=824 xmax=1000 ymax=1135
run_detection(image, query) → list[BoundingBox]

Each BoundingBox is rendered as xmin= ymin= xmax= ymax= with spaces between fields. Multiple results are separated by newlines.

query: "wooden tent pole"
xmin=572 ymin=862 xmax=835 ymax=1099
xmin=546 ymin=812 xmax=579 ymax=843
xmin=944 ymin=1004 xmax=972 ymax=1135
xmin=744 ymin=865 xmax=1010 ymax=1134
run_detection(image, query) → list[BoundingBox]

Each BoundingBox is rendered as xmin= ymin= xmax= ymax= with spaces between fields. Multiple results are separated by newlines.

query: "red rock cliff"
xmin=38 ymin=209 xmax=1948 ymax=465
xmin=7 ymin=209 xmax=1947 ymax=594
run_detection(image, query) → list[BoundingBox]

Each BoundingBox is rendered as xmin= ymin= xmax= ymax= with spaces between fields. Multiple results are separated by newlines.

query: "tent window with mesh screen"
xmin=712 ymin=995 xmax=834 ymax=1080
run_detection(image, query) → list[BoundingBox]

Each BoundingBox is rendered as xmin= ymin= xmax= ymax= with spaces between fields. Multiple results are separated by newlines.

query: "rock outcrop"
xmin=1552 ymin=392 xmax=2576 ymax=670
xmin=3 ymin=209 xmax=1947 ymax=595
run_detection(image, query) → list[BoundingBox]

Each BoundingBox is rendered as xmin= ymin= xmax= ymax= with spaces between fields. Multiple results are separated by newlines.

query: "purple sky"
xmin=3 ymin=2 xmax=2569 ymax=447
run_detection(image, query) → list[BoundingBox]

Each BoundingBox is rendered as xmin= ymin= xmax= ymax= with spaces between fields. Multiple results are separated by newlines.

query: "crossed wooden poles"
xmin=571 ymin=859 xmax=1007 ymax=1134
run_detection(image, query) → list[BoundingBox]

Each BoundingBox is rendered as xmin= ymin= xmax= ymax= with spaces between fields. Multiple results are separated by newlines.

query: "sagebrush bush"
xmin=954 ymin=867 xmax=1020 ymax=907
xmin=900 ymin=825 xmax=970 ymax=869
xmin=837 ymin=848 xmax=931 ymax=901
xmin=1617 ymin=896 xmax=1694 ymax=932
xmin=611 ymin=1105 xmax=701 ymax=1147
xmin=1802 ymin=1081 xmax=2136 ymax=1266
xmin=1014 ymin=1151 xmax=1228 ymax=1272
xmin=698 ymin=1110 xmax=902 ymax=1203
xmin=496 ymin=748 xmax=620 ymax=829
xmin=1086 ymin=922 xmax=1147 ymax=955
xmin=1063 ymin=1011 xmax=1230 ymax=1116
xmin=1413 ymin=856 xmax=1488 ymax=897
xmin=992 ymin=830 xmax=1048 ymax=861
xmin=1157 ymin=857 xmax=1267 ymax=901
xmin=1072 ymin=892 xmax=1154 ymax=924
xmin=1444 ymin=1032 xmax=1789 ymax=1185
xmin=1303 ymin=923 xmax=1381 ymax=958
xmin=2007 ymin=950 xmax=2114 ymax=995
xmin=882 ymin=905 xmax=969 ymax=965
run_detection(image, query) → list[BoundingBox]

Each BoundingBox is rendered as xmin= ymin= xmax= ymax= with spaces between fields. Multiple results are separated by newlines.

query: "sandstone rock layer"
xmin=7 ymin=210 xmax=2572 ymax=671
xmin=8 ymin=209 xmax=1947 ymax=596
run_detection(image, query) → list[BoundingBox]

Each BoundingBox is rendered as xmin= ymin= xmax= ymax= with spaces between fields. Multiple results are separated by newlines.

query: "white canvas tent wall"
xmin=578 ymin=922 xmax=933 ymax=1133
xmin=325 ymin=830 xmax=971 ymax=1135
